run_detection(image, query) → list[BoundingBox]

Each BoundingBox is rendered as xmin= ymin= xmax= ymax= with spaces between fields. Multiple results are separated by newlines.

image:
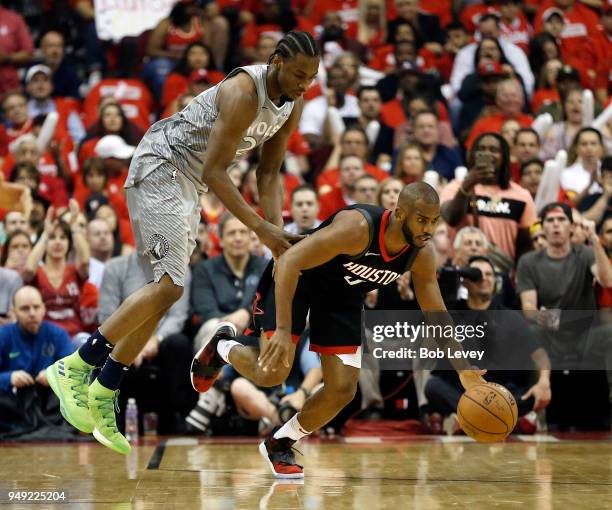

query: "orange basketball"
xmin=457 ymin=383 xmax=518 ymax=443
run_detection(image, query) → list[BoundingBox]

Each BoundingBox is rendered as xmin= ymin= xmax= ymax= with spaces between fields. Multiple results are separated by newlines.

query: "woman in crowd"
xmin=22 ymin=201 xmax=97 ymax=342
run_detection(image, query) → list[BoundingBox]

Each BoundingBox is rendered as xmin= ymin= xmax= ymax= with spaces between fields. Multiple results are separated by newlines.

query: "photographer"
xmin=438 ymin=226 xmax=518 ymax=309
xmin=425 ymin=256 xmax=551 ymax=434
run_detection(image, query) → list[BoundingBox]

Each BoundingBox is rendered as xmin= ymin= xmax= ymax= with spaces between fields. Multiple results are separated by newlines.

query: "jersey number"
xmin=344 ymin=276 xmax=364 ymax=286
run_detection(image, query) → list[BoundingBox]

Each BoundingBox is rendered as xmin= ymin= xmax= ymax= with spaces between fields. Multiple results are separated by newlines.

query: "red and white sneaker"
xmin=190 ymin=322 xmax=237 ymax=393
xmin=259 ymin=435 xmax=304 ymax=479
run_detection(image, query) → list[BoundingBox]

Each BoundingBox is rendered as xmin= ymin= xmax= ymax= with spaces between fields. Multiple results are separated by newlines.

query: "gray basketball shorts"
xmin=125 ymin=159 xmax=200 ymax=287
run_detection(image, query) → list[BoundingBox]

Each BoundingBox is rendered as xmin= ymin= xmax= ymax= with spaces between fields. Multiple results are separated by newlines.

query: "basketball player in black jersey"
xmin=191 ymin=181 xmax=486 ymax=478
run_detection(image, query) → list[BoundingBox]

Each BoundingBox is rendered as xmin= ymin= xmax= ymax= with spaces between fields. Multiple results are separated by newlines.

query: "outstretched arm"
xmin=258 ymin=99 xmax=305 ymax=228
xmin=201 ymin=74 xmax=299 ymax=257
xmin=411 ymin=245 xmax=486 ymax=389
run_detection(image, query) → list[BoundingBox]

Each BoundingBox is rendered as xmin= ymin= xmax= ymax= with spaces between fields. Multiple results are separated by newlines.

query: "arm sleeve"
xmin=97 ymin=261 xmax=123 ymax=324
xmin=156 ymin=266 xmax=191 ymax=340
xmin=191 ymin=262 xmax=224 ymax=325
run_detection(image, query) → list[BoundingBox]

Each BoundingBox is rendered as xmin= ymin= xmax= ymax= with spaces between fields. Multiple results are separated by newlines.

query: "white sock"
xmin=273 ymin=414 xmax=310 ymax=441
xmin=217 ymin=339 xmax=241 ymax=364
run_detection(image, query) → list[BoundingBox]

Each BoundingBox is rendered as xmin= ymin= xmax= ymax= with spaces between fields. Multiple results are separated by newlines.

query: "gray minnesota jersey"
xmin=125 ymin=64 xmax=295 ymax=192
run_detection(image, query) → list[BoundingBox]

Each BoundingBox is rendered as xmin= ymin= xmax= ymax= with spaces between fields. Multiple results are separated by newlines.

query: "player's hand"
xmin=255 ymin=222 xmax=304 ymax=259
xmin=522 ymin=380 xmax=551 ymax=412
xmin=11 ymin=370 xmax=35 ymax=388
xmin=35 ymin=369 xmax=49 ymax=386
xmin=458 ymin=368 xmax=487 ymax=390
xmin=463 ymin=166 xmax=495 ymax=190
xmin=258 ymin=329 xmax=292 ymax=373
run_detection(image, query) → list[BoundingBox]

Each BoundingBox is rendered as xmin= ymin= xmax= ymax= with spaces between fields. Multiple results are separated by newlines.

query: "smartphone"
xmin=474 ymin=152 xmax=492 ymax=168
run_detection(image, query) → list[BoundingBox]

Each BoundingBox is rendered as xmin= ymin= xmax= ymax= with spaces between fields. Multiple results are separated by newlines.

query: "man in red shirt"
xmin=0 ymin=4 xmax=34 ymax=95
xmin=467 ymin=78 xmax=533 ymax=149
xmin=318 ymin=155 xmax=365 ymax=220
xmin=498 ymin=0 xmax=532 ymax=55
xmin=534 ymin=0 xmax=600 ymax=63
xmin=586 ymin=3 xmax=612 ymax=105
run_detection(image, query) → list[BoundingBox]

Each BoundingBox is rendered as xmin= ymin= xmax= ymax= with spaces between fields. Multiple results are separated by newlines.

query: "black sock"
xmin=78 ymin=329 xmax=113 ymax=366
xmin=97 ymin=355 xmax=129 ymax=391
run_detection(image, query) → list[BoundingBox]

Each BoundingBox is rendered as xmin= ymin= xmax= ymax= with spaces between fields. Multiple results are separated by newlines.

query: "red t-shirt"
xmin=466 ymin=112 xmax=533 ymax=149
xmin=161 ymin=70 xmax=225 ymax=107
xmin=460 ymin=4 xmax=500 ymax=33
xmin=34 ymin=265 xmax=98 ymax=337
xmin=584 ymin=31 xmax=612 ymax=94
xmin=287 ymin=129 xmax=310 ymax=156
xmin=534 ymin=2 xmax=600 ymax=62
xmin=317 ymin=163 xmax=389 ymax=194
xmin=83 ymin=79 xmax=154 ymax=133
xmin=420 ymin=0 xmax=453 ymax=28
xmin=241 ymin=17 xmax=315 ymax=49
xmin=380 ymin=98 xmax=449 ymax=129
xmin=0 ymin=7 xmax=34 ymax=95
xmin=500 ymin=16 xmax=532 ymax=55
xmin=318 ymin=186 xmax=347 ymax=221
xmin=165 ymin=17 xmax=203 ymax=52
xmin=532 ymin=88 xmax=560 ymax=113
xmin=308 ymin=0 xmax=359 ymax=29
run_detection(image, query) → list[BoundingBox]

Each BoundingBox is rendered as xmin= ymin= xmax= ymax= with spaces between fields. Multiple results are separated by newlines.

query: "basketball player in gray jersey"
xmin=46 ymin=31 xmax=321 ymax=454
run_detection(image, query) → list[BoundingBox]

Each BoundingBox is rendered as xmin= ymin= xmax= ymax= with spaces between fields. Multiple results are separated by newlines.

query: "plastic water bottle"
xmin=125 ymin=398 xmax=139 ymax=443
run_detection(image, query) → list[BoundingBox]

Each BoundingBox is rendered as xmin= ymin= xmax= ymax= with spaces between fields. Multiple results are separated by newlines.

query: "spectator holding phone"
xmin=440 ymin=132 xmax=536 ymax=263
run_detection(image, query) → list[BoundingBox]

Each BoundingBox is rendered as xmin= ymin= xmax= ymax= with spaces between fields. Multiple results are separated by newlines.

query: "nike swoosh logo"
xmin=9 ymin=352 xmax=20 ymax=358
xmin=365 ymin=252 xmax=380 ymax=257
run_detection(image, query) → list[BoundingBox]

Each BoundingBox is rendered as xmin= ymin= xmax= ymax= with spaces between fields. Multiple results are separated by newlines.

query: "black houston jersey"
xmin=300 ymin=204 xmax=421 ymax=300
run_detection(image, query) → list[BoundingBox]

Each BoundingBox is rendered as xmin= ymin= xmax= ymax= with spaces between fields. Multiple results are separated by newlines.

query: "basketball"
xmin=457 ymin=383 xmax=519 ymax=443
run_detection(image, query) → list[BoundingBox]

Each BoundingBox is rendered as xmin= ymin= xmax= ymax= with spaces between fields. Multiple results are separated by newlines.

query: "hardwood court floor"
xmin=1 ymin=434 xmax=612 ymax=509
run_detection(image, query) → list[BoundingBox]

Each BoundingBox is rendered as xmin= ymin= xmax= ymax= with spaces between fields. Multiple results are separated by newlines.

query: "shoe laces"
xmin=94 ymin=390 xmax=121 ymax=434
xmin=67 ymin=366 xmax=93 ymax=408
xmin=270 ymin=438 xmax=303 ymax=467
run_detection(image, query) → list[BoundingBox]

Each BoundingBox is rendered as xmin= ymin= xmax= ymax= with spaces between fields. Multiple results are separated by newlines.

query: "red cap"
xmin=478 ymin=62 xmax=504 ymax=77
xmin=189 ymin=69 xmax=211 ymax=84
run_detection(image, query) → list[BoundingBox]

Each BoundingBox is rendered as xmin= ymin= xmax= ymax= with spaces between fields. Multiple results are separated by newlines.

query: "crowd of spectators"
xmin=1 ymin=0 xmax=611 ymax=437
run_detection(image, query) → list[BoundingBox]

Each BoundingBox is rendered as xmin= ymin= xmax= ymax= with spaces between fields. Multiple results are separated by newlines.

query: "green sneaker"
xmin=46 ymin=353 xmax=95 ymax=433
xmin=89 ymin=379 xmax=131 ymax=455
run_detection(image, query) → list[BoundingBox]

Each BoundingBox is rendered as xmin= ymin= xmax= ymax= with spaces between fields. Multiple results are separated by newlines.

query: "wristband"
xmin=298 ymin=387 xmax=310 ymax=398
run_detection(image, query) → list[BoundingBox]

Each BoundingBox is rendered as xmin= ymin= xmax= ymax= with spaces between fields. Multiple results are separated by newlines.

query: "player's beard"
xmin=401 ymin=222 xmax=416 ymax=245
